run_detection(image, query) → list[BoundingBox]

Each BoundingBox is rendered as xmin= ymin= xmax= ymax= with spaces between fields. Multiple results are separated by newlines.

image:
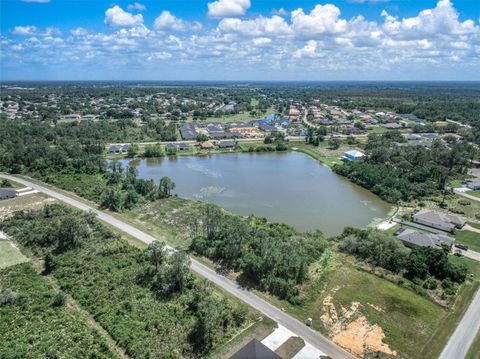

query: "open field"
xmin=0 ymin=192 xmax=55 ymax=220
xmin=0 ymin=263 xmax=117 ymax=359
xmin=0 ymin=239 xmax=28 ymax=269
xmin=455 ymin=229 xmax=480 ymax=252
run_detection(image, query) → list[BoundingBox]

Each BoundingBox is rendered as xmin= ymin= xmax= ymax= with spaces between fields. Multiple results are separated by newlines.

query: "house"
xmin=466 ymin=178 xmax=480 ymax=190
xmin=0 ymin=188 xmax=17 ymax=201
xmin=342 ymin=150 xmax=365 ymax=162
xmin=178 ymin=143 xmax=190 ymax=151
xmin=218 ymin=140 xmax=236 ymax=149
xmin=230 ymin=339 xmax=281 ymax=359
xmin=108 ymin=144 xmax=129 ymax=153
xmin=200 ymin=141 xmax=214 ymax=150
xmin=166 ymin=143 xmax=178 ymax=151
xmin=412 ymin=209 xmax=465 ymax=232
xmin=383 ymin=123 xmax=402 ymax=129
xmin=395 ymin=228 xmax=454 ymax=249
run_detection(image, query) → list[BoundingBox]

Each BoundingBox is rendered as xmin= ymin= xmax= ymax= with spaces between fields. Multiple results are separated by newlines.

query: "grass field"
xmin=466 ymin=332 xmax=480 ymax=359
xmin=466 ymin=190 xmax=480 ymax=198
xmin=0 ymin=240 xmax=29 ymax=269
xmin=455 ymin=229 xmax=480 ymax=252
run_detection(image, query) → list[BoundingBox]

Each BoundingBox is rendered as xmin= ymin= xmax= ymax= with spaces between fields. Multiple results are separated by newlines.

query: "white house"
xmin=342 ymin=150 xmax=365 ymax=161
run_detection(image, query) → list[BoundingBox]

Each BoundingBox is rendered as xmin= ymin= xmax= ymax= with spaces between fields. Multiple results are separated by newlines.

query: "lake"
xmin=119 ymin=152 xmax=392 ymax=236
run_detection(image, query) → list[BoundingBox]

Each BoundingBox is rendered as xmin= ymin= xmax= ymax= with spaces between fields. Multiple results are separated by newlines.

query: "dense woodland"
xmin=334 ymin=131 xmax=476 ymax=203
xmin=189 ymin=204 xmax=327 ymax=301
xmin=0 ymin=204 xmax=248 ymax=358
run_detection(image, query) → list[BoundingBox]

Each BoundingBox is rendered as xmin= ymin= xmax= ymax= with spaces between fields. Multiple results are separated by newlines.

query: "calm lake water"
xmin=119 ymin=152 xmax=391 ymax=236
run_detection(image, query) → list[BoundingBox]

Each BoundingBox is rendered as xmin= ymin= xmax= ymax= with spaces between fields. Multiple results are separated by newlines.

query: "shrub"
xmin=458 ymin=199 xmax=471 ymax=206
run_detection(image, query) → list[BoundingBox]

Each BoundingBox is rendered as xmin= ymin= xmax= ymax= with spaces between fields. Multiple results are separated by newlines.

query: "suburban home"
xmin=108 ymin=144 xmax=129 ymax=153
xmin=395 ymin=228 xmax=454 ymax=249
xmin=178 ymin=143 xmax=190 ymax=151
xmin=0 ymin=188 xmax=17 ymax=201
xmin=412 ymin=209 xmax=465 ymax=232
xmin=166 ymin=143 xmax=178 ymax=151
xmin=230 ymin=339 xmax=281 ymax=359
xmin=218 ymin=140 xmax=236 ymax=149
xmin=383 ymin=123 xmax=402 ymax=129
xmin=199 ymin=141 xmax=214 ymax=150
xmin=466 ymin=178 xmax=480 ymax=190
xmin=342 ymin=150 xmax=365 ymax=162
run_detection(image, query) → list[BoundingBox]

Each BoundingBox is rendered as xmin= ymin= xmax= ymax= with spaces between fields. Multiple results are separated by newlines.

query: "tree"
xmin=146 ymin=241 xmax=167 ymax=272
xmin=328 ymin=137 xmax=341 ymax=150
xmin=159 ymin=176 xmax=176 ymax=198
xmin=127 ymin=143 xmax=139 ymax=157
xmin=196 ymin=134 xmax=209 ymax=142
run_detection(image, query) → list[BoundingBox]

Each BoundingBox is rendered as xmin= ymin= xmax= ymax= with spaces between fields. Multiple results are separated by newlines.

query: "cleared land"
xmin=455 ymin=229 xmax=480 ymax=253
xmin=0 ymin=239 xmax=28 ymax=269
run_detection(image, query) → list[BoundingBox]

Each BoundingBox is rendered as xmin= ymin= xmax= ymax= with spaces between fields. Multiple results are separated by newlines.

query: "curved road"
xmin=0 ymin=174 xmax=355 ymax=359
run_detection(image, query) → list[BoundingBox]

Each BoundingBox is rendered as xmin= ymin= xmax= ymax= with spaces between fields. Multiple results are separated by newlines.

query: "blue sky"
xmin=1 ymin=0 xmax=479 ymax=80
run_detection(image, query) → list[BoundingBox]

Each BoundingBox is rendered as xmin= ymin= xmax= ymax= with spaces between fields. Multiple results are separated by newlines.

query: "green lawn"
xmin=466 ymin=190 xmax=480 ymax=198
xmin=0 ymin=240 xmax=29 ymax=269
xmin=455 ymin=230 xmax=480 ymax=252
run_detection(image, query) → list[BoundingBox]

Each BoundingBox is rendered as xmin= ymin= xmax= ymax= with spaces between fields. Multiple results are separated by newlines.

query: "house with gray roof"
xmin=0 ymin=188 xmax=17 ymax=201
xmin=230 ymin=339 xmax=280 ymax=359
xmin=412 ymin=209 xmax=465 ymax=232
xmin=218 ymin=140 xmax=236 ymax=149
xmin=395 ymin=228 xmax=454 ymax=249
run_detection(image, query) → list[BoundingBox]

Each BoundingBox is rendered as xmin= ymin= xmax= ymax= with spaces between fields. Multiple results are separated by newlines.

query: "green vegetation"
xmin=0 ymin=240 xmax=28 ymax=269
xmin=0 ymin=204 xmax=250 ymax=358
xmin=466 ymin=190 xmax=480 ymax=198
xmin=455 ymin=230 xmax=480 ymax=252
xmin=190 ymin=204 xmax=327 ymax=301
xmin=334 ymin=131 xmax=476 ymax=203
xmin=338 ymin=228 xmax=468 ymax=296
xmin=0 ymin=263 xmax=116 ymax=359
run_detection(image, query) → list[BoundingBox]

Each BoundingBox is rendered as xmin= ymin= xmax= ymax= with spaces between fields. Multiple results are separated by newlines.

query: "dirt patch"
xmin=0 ymin=197 xmax=56 ymax=220
xmin=320 ymin=295 xmax=396 ymax=358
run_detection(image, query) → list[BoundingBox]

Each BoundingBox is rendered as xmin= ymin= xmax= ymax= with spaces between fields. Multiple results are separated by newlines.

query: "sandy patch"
xmin=320 ymin=296 xmax=396 ymax=358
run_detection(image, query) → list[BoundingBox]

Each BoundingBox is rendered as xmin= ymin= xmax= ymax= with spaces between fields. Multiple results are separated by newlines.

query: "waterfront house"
xmin=466 ymin=178 xmax=480 ymax=190
xmin=342 ymin=150 xmax=365 ymax=162
xmin=218 ymin=140 xmax=236 ymax=149
xmin=178 ymin=143 xmax=190 ymax=151
xmin=166 ymin=143 xmax=178 ymax=151
xmin=412 ymin=209 xmax=465 ymax=232
xmin=395 ymin=228 xmax=454 ymax=249
xmin=200 ymin=141 xmax=214 ymax=150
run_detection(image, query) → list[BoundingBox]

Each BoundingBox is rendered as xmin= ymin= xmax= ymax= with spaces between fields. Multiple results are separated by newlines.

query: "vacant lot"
xmin=455 ymin=229 xmax=480 ymax=252
xmin=0 ymin=239 xmax=28 ymax=269
xmin=0 ymin=263 xmax=116 ymax=359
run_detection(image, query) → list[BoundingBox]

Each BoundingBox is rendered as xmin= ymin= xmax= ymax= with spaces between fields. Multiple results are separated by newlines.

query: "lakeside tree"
xmin=159 ymin=176 xmax=176 ymax=198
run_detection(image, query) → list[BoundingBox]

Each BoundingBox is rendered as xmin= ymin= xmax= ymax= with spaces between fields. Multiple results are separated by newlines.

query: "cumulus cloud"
xmin=381 ymin=0 xmax=477 ymax=39
xmin=127 ymin=2 xmax=146 ymax=12
xmin=11 ymin=26 xmax=38 ymax=36
xmin=208 ymin=0 xmax=250 ymax=19
xmin=291 ymin=4 xmax=348 ymax=36
xmin=104 ymin=5 xmax=143 ymax=27
xmin=154 ymin=11 xmax=202 ymax=32
xmin=294 ymin=40 xmax=321 ymax=58
xmin=218 ymin=15 xmax=291 ymax=37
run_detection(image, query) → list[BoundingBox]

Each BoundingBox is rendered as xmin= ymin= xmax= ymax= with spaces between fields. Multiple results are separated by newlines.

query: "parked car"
xmin=454 ymin=243 xmax=468 ymax=251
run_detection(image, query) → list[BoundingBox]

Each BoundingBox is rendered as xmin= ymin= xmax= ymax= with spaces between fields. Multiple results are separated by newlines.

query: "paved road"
xmin=459 ymin=249 xmax=480 ymax=262
xmin=438 ymin=287 xmax=480 ymax=359
xmin=0 ymin=174 xmax=355 ymax=359
xmin=454 ymin=189 xmax=480 ymax=203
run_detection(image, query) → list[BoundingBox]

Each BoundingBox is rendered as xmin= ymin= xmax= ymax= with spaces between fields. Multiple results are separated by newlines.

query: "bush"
xmin=52 ymin=291 xmax=67 ymax=307
xmin=0 ymin=289 xmax=17 ymax=306
xmin=422 ymin=277 xmax=438 ymax=290
xmin=458 ymin=199 xmax=471 ymax=206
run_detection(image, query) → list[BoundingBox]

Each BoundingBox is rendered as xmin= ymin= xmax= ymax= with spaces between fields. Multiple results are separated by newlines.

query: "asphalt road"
xmin=438 ymin=287 xmax=480 ymax=359
xmin=0 ymin=174 xmax=356 ymax=359
xmin=454 ymin=189 xmax=480 ymax=203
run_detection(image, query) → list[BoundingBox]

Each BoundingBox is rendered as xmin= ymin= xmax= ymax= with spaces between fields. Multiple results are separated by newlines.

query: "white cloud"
xmin=291 ymin=4 xmax=348 ymax=36
xmin=154 ymin=11 xmax=186 ymax=31
xmin=218 ymin=15 xmax=291 ymax=37
xmin=153 ymin=11 xmax=202 ymax=32
xmin=294 ymin=40 xmax=320 ymax=58
xmin=253 ymin=37 xmax=272 ymax=46
xmin=11 ymin=26 xmax=38 ymax=36
xmin=127 ymin=2 xmax=146 ymax=12
xmin=382 ymin=0 xmax=477 ymax=39
xmin=104 ymin=5 xmax=144 ymax=27
xmin=208 ymin=0 xmax=250 ymax=19
xmin=273 ymin=8 xmax=288 ymax=17
xmin=20 ymin=0 xmax=50 ymax=3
